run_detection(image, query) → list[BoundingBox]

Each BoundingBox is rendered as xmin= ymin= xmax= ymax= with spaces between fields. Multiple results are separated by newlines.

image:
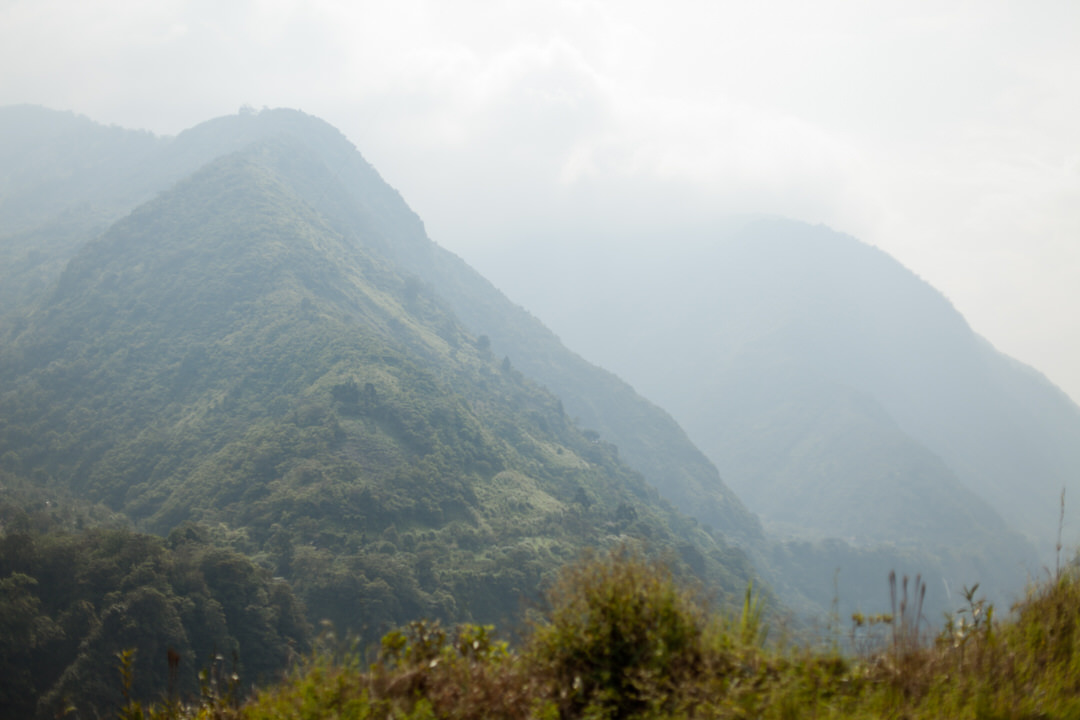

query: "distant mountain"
xmin=483 ymin=217 xmax=1054 ymax=606
xmin=0 ymin=111 xmax=761 ymax=653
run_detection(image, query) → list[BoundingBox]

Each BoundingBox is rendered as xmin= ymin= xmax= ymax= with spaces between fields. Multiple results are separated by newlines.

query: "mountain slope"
xmin=480 ymin=217 xmax=1049 ymax=604
xmin=0 ymin=137 xmax=758 ymax=643
xmin=668 ymin=219 xmax=1078 ymax=557
xmin=0 ymin=105 xmax=760 ymax=548
xmin=219 ymin=111 xmax=765 ymax=546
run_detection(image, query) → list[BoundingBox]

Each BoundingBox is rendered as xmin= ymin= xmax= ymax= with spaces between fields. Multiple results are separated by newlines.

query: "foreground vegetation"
xmin=106 ymin=548 xmax=1080 ymax=719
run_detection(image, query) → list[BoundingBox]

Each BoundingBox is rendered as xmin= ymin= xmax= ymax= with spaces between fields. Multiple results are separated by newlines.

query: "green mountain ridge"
xmin=1 ymin=102 xmax=1072 ymax=719
xmin=2 ymin=106 xmax=1044 ymax=715
xmin=0 ymin=105 xmax=759 ymax=549
xmin=0 ymin=131 xmax=759 ymax=647
xmin=1 ymin=105 xmax=1035 ymax=622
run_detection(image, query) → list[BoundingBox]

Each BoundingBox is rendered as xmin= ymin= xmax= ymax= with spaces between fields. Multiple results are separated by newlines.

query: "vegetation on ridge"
xmin=98 ymin=548 xmax=1080 ymax=719
xmin=5 ymin=106 xmax=1068 ymax=718
xmin=0 ymin=131 xmax=760 ymax=716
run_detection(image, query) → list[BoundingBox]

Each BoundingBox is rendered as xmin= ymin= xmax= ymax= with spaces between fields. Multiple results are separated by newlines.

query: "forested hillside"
xmin=0 ymin=116 xmax=760 ymax=715
xmin=3 ymin=105 xmax=1055 ymax=716
xmin=0 ymin=475 xmax=310 ymax=718
xmin=0 ymin=106 xmax=762 ymax=547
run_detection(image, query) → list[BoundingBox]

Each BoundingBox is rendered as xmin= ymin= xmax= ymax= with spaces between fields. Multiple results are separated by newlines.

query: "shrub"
xmin=527 ymin=546 xmax=705 ymax=719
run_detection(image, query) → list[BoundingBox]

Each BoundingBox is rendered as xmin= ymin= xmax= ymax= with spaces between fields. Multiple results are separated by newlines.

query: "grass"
xmin=105 ymin=548 xmax=1080 ymax=719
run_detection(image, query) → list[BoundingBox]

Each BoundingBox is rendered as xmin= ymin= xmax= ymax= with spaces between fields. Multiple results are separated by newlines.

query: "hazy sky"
xmin=2 ymin=0 xmax=1079 ymax=401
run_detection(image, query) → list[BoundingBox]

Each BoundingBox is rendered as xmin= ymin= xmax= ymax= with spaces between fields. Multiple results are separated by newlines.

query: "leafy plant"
xmin=528 ymin=546 xmax=706 ymax=719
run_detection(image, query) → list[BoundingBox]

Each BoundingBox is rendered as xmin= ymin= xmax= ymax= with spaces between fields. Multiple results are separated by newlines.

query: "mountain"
xmin=3 ymin=105 xmax=1039 ymax=626
xmin=0 ymin=105 xmax=762 ymax=549
xmin=20 ymin=104 xmax=1047 ymax=713
xmin=11 ymin=103 xmax=1080 ymax=720
xmin=479 ymin=217 xmax=1054 ymax=606
xmin=0 ymin=115 xmax=762 ymax=659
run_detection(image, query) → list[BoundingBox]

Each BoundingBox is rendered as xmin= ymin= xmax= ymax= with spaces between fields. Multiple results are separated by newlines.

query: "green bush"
xmin=528 ymin=546 xmax=705 ymax=719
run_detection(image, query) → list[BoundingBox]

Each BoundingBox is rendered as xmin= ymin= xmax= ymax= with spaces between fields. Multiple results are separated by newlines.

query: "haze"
xmin=2 ymin=0 xmax=1078 ymax=402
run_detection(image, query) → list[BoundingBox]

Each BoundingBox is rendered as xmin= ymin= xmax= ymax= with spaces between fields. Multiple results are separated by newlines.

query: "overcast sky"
xmin=2 ymin=0 xmax=1079 ymax=401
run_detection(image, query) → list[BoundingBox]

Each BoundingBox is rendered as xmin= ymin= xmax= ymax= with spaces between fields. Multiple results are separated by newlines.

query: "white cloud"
xmin=1 ymin=0 xmax=1079 ymax=401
